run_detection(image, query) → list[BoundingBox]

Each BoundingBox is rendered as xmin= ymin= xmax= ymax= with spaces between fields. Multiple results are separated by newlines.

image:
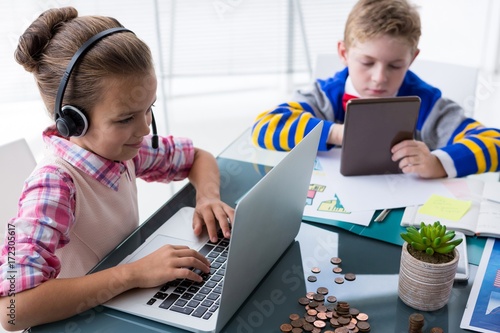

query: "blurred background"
xmin=1 ymin=0 xmax=500 ymax=221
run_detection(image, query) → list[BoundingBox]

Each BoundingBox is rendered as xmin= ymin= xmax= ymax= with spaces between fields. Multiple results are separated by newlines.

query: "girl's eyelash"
xmin=118 ymin=116 xmax=134 ymax=124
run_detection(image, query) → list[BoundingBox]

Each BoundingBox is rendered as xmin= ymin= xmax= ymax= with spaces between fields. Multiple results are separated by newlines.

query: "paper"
xmin=483 ymin=182 xmax=500 ymax=204
xmin=418 ymin=194 xmax=471 ymax=221
xmin=313 ymin=149 xmax=454 ymax=212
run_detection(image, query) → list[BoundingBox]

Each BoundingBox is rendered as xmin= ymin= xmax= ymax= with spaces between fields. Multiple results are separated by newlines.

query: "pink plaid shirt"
xmin=0 ymin=126 xmax=194 ymax=296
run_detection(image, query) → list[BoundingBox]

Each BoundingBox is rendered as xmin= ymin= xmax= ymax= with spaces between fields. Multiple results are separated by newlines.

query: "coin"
xmin=430 ymin=328 xmax=444 ymax=333
xmin=317 ymin=312 xmax=328 ymax=320
xmin=317 ymin=286 xmax=329 ymax=295
xmin=291 ymin=328 xmax=303 ymax=333
xmin=280 ymin=323 xmax=293 ymax=332
xmin=289 ymin=313 xmax=301 ymax=321
xmin=313 ymin=320 xmax=326 ymax=328
xmin=344 ymin=273 xmax=356 ymax=281
xmin=357 ymin=313 xmax=369 ymax=321
xmin=307 ymin=309 xmax=318 ymax=316
xmin=313 ymin=293 xmax=325 ymax=302
xmin=299 ymin=297 xmax=310 ymax=306
xmin=357 ymin=321 xmax=371 ymax=332
xmin=302 ymin=322 xmax=314 ymax=331
xmin=327 ymin=295 xmax=337 ymax=303
xmin=330 ymin=257 xmax=342 ymax=264
xmin=291 ymin=319 xmax=303 ymax=328
xmin=332 ymin=267 xmax=343 ymax=274
xmin=311 ymin=267 xmax=321 ymax=274
xmin=305 ymin=315 xmax=316 ymax=323
xmin=306 ymin=292 xmax=315 ymax=300
xmin=334 ymin=277 xmax=344 ymax=284
xmin=307 ymin=275 xmax=317 ymax=282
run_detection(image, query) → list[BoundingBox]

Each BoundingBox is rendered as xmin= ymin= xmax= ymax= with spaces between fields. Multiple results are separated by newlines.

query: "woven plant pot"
xmin=398 ymin=242 xmax=459 ymax=311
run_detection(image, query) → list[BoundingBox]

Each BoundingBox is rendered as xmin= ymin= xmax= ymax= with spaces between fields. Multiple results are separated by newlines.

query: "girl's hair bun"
xmin=15 ymin=7 xmax=78 ymax=73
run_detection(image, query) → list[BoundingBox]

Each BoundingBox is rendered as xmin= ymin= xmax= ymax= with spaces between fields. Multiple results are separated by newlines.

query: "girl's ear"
xmin=337 ymin=41 xmax=348 ymax=67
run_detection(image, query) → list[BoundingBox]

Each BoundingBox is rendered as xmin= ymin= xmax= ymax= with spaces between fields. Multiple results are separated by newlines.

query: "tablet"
xmin=340 ymin=96 xmax=420 ymax=176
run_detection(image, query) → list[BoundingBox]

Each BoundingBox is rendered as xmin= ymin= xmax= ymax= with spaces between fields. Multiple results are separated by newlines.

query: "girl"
xmin=0 ymin=7 xmax=234 ymax=330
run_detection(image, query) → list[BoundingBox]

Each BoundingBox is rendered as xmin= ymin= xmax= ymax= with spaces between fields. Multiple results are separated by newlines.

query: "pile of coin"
xmin=408 ymin=313 xmax=424 ymax=333
xmin=280 ymin=288 xmax=371 ymax=332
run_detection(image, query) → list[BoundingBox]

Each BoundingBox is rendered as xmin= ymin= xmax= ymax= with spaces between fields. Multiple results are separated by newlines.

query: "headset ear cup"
xmin=56 ymin=105 xmax=89 ymax=138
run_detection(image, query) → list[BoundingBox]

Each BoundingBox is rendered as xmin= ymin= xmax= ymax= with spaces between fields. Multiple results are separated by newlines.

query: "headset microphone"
xmin=151 ymin=111 xmax=158 ymax=149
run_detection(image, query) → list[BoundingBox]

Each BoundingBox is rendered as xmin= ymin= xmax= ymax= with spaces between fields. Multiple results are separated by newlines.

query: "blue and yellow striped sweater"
xmin=251 ymin=68 xmax=500 ymax=178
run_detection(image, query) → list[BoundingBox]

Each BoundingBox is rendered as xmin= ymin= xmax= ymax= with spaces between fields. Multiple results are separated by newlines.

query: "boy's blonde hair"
xmin=344 ymin=0 xmax=421 ymax=52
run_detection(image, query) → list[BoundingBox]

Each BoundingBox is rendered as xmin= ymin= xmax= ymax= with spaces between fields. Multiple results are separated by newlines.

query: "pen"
xmin=374 ymin=208 xmax=391 ymax=222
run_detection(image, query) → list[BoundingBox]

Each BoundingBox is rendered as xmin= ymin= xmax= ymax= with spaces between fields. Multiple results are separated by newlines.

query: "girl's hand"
xmin=128 ymin=244 xmax=211 ymax=289
xmin=192 ymin=199 xmax=234 ymax=243
xmin=391 ymin=140 xmax=447 ymax=179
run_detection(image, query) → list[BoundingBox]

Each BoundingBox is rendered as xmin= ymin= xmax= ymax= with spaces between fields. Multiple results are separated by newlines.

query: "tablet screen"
xmin=340 ymin=96 xmax=420 ymax=176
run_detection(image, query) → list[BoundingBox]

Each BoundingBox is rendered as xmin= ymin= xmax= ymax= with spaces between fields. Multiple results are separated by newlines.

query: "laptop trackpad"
xmin=125 ymin=235 xmax=197 ymax=263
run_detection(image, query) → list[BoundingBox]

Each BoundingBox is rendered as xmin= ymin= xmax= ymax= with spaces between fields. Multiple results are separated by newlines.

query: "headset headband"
xmin=54 ymin=27 xmax=132 ymax=120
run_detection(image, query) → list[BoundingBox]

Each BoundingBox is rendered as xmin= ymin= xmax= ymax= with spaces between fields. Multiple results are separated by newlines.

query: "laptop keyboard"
xmin=146 ymin=230 xmax=229 ymax=320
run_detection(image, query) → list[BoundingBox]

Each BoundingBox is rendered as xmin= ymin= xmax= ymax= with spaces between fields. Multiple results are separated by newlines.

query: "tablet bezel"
xmin=340 ymin=96 xmax=421 ymax=176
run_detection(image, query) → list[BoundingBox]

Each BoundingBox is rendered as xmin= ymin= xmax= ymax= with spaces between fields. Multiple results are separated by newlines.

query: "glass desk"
xmin=30 ymin=155 xmax=477 ymax=333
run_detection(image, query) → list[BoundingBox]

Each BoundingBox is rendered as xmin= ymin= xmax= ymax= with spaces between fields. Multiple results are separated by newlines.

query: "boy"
xmin=251 ymin=0 xmax=500 ymax=179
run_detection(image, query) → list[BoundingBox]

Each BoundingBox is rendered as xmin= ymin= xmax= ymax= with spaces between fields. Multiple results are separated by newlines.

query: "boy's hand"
xmin=391 ymin=140 xmax=447 ymax=179
xmin=328 ymin=124 xmax=344 ymax=146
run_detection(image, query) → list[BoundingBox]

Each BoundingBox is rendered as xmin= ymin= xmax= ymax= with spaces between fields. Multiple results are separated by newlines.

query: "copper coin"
xmin=307 ymin=275 xmax=317 ymax=282
xmin=307 ymin=309 xmax=318 ymax=316
xmin=316 ymin=305 xmax=327 ymax=313
xmin=357 ymin=313 xmax=369 ymax=321
xmin=317 ymin=286 xmax=329 ymax=295
xmin=306 ymin=292 xmax=315 ymax=300
xmin=344 ymin=273 xmax=356 ymax=281
xmin=357 ymin=321 xmax=370 ymax=330
xmin=280 ymin=323 xmax=293 ymax=332
xmin=313 ymin=320 xmax=326 ymax=329
xmin=305 ymin=315 xmax=316 ymax=323
xmin=327 ymin=295 xmax=337 ymax=303
xmin=409 ymin=312 xmax=424 ymax=323
xmin=311 ymin=328 xmax=321 ymax=333
xmin=309 ymin=300 xmax=320 ymax=308
xmin=299 ymin=297 xmax=310 ymax=306
xmin=291 ymin=319 xmax=303 ymax=328
xmin=330 ymin=257 xmax=342 ymax=265
xmin=313 ymin=293 xmax=325 ymax=302
xmin=311 ymin=267 xmax=321 ymax=274
xmin=302 ymin=322 xmax=314 ymax=332
xmin=330 ymin=317 xmax=340 ymax=327
xmin=291 ymin=328 xmax=303 ymax=333
xmin=334 ymin=277 xmax=344 ymax=284
xmin=337 ymin=316 xmax=351 ymax=325
xmin=349 ymin=307 xmax=360 ymax=316
xmin=289 ymin=313 xmax=301 ymax=321
xmin=332 ymin=267 xmax=343 ymax=274
xmin=317 ymin=312 xmax=328 ymax=320
xmin=430 ymin=328 xmax=444 ymax=333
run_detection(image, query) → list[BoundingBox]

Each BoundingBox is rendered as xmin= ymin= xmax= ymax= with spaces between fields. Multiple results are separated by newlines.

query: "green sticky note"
xmin=418 ymin=194 xmax=471 ymax=221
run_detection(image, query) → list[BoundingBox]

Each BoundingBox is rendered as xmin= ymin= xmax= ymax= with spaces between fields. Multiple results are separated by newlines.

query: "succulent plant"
xmin=400 ymin=221 xmax=463 ymax=256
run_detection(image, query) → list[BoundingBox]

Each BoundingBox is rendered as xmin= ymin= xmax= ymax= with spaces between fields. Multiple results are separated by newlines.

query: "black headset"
xmin=54 ymin=27 xmax=158 ymax=148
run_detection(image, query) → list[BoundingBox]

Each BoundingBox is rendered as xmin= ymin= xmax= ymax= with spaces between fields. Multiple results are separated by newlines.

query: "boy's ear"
xmin=337 ymin=41 xmax=348 ymax=66
xmin=409 ymin=48 xmax=420 ymax=66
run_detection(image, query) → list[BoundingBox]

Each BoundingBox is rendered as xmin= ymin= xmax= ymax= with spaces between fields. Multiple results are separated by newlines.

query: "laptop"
xmin=103 ymin=122 xmax=322 ymax=333
xmin=340 ymin=96 xmax=420 ymax=176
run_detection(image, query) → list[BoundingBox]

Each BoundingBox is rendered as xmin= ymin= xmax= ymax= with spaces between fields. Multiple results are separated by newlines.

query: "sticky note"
xmin=418 ymin=194 xmax=471 ymax=221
